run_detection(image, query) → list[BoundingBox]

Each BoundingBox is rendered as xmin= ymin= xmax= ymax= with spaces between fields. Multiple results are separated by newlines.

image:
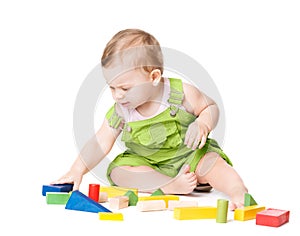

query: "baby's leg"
xmin=110 ymin=166 xmax=171 ymax=191
xmin=196 ymin=152 xmax=248 ymax=210
xmin=110 ymin=165 xmax=197 ymax=194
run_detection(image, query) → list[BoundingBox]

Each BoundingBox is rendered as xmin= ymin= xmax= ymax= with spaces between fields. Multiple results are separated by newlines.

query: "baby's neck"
xmin=135 ymin=79 xmax=165 ymax=117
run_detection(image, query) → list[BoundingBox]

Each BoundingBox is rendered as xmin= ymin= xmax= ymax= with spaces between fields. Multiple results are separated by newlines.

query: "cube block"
xmin=256 ymin=208 xmax=290 ymax=227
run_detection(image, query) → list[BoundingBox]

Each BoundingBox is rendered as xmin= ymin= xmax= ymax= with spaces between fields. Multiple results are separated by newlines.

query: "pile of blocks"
xmin=42 ymin=184 xmax=289 ymax=226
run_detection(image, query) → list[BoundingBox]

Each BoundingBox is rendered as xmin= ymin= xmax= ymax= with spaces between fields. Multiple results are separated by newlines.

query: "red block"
xmin=256 ymin=208 xmax=290 ymax=227
xmin=88 ymin=184 xmax=100 ymax=202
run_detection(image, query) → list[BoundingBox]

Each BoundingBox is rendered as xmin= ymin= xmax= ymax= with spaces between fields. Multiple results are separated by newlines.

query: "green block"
xmin=124 ymin=190 xmax=138 ymax=206
xmin=46 ymin=192 xmax=70 ymax=204
xmin=244 ymin=193 xmax=257 ymax=206
xmin=216 ymin=199 xmax=228 ymax=223
xmin=151 ymin=189 xmax=165 ymax=196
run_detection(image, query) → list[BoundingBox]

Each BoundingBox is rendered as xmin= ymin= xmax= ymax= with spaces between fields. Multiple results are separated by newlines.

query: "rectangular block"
xmin=46 ymin=192 xmax=70 ymax=204
xmin=109 ymin=196 xmax=129 ymax=210
xmin=138 ymin=195 xmax=179 ymax=208
xmin=174 ymin=206 xmax=217 ymax=220
xmin=136 ymin=200 xmax=166 ymax=212
xmin=99 ymin=212 xmax=124 ymax=221
xmin=168 ymin=200 xmax=198 ymax=210
xmin=42 ymin=184 xmax=73 ymax=196
xmin=99 ymin=192 xmax=108 ymax=203
xmin=100 ymin=186 xmax=138 ymax=198
xmin=256 ymin=208 xmax=290 ymax=227
xmin=234 ymin=205 xmax=266 ymax=221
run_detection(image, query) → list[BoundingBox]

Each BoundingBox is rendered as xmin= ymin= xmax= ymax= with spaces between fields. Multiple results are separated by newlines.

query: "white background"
xmin=1 ymin=0 xmax=299 ymax=235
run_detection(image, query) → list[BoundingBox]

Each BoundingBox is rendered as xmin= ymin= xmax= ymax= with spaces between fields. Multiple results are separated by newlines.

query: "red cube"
xmin=256 ymin=208 xmax=290 ymax=227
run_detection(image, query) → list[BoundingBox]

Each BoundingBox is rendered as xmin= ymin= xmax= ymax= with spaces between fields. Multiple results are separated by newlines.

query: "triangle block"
xmin=151 ymin=189 xmax=165 ymax=196
xmin=244 ymin=193 xmax=258 ymax=206
xmin=65 ymin=190 xmax=111 ymax=213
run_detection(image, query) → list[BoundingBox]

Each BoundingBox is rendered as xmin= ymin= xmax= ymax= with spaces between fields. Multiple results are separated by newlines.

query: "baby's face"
xmin=107 ymin=69 xmax=154 ymax=109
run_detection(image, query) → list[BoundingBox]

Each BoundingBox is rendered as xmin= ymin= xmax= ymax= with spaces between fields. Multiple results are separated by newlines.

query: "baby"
xmin=53 ymin=28 xmax=248 ymax=210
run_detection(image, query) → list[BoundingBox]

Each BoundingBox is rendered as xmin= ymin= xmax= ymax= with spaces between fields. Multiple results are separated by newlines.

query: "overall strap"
xmin=106 ymin=104 xmax=123 ymax=129
xmin=168 ymin=78 xmax=184 ymax=116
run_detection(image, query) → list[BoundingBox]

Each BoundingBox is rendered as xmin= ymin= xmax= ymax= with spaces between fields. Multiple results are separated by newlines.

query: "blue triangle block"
xmin=65 ymin=190 xmax=111 ymax=213
xmin=42 ymin=184 xmax=74 ymax=196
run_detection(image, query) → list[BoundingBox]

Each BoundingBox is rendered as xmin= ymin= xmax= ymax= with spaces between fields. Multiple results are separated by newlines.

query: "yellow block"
xmin=234 ymin=205 xmax=266 ymax=221
xmin=100 ymin=186 xmax=138 ymax=198
xmin=174 ymin=206 xmax=217 ymax=220
xmin=99 ymin=212 xmax=124 ymax=221
xmin=138 ymin=195 xmax=179 ymax=208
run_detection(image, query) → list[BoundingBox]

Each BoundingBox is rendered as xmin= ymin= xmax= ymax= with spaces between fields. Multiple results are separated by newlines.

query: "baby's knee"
xmin=195 ymin=152 xmax=222 ymax=180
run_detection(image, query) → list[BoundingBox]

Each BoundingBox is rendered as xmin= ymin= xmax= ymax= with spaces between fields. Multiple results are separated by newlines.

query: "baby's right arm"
xmin=51 ymin=118 xmax=121 ymax=190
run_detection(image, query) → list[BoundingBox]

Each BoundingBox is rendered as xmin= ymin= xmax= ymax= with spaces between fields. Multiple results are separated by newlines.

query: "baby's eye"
xmin=122 ymin=88 xmax=129 ymax=91
xmin=109 ymin=86 xmax=115 ymax=90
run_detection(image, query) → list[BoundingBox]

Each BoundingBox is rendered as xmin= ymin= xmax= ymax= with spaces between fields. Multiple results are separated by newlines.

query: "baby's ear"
xmin=150 ymin=69 xmax=162 ymax=86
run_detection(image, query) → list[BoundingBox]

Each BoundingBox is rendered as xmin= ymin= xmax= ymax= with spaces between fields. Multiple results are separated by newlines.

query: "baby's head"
xmin=101 ymin=29 xmax=164 ymax=81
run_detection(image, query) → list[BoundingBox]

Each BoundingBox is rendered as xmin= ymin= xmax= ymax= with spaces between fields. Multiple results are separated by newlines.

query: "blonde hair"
xmin=101 ymin=29 xmax=164 ymax=74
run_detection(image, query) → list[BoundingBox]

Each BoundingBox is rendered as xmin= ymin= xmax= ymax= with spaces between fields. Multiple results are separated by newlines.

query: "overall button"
xmin=127 ymin=126 xmax=132 ymax=132
xmin=170 ymin=110 xmax=177 ymax=117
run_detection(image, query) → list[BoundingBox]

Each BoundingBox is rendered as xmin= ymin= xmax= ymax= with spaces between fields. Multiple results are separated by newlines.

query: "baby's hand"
xmin=51 ymin=171 xmax=83 ymax=191
xmin=184 ymin=119 xmax=210 ymax=150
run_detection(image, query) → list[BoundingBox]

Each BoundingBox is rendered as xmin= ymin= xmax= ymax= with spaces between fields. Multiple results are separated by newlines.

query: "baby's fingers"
xmin=184 ymin=130 xmax=192 ymax=147
xmin=191 ymin=137 xmax=201 ymax=150
xmin=198 ymin=135 xmax=207 ymax=149
xmin=50 ymin=176 xmax=73 ymax=185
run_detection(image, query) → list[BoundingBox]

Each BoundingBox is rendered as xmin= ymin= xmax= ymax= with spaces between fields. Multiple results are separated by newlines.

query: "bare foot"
xmin=161 ymin=165 xmax=197 ymax=194
xmin=229 ymin=187 xmax=248 ymax=211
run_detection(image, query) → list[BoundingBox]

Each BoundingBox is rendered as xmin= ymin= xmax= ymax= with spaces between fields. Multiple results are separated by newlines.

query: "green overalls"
xmin=105 ymin=78 xmax=232 ymax=185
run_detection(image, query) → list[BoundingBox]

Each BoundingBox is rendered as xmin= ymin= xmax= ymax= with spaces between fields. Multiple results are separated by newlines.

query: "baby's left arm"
xmin=182 ymin=83 xmax=219 ymax=150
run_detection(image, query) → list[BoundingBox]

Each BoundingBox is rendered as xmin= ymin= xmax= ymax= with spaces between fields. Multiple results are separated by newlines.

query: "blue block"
xmin=42 ymin=184 xmax=74 ymax=196
xmin=65 ymin=190 xmax=111 ymax=213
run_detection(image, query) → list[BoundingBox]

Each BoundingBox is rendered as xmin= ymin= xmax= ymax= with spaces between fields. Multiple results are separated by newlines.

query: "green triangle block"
xmin=244 ymin=193 xmax=257 ymax=206
xmin=124 ymin=190 xmax=138 ymax=206
xmin=151 ymin=189 xmax=165 ymax=196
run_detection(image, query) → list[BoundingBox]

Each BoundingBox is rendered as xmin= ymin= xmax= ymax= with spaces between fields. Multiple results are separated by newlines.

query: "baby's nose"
xmin=115 ymin=90 xmax=125 ymax=99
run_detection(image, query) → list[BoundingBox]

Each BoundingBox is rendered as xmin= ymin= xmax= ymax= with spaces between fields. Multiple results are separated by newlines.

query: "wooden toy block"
xmin=109 ymin=196 xmax=129 ymax=210
xmin=124 ymin=190 xmax=138 ymax=206
xmin=151 ymin=189 xmax=165 ymax=196
xmin=99 ymin=212 xmax=124 ymax=221
xmin=88 ymin=184 xmax=100 ymax=202
xmin=100 ymin=186 xmax=138 ymax=198
xmin=256 ymin=208 xmax=290 ymax=227
xmin=136 ymin=200 xmax=166 ymax=212
xmin=216 ymin=199 xmax=228 ymax=223
xmin=46 ymin=192 xmax=70 ymax=204
xmin=174 ymin=206 xmax=217 ymax=220
xmin=99 ymin=192 xmax=108 ymax=203
xmin=138 ymin=195 xmax=179 ymax=208
xmin=168 ymin=200 xmax=198 ymax=210
xmin=234 ymin=205 xmax=265 ymax=221
xmin=42 ymin=184 xmax=73 ymax=196
xmin=65 ymin=190 xmax=111 ymax=213
xmin=244 ymin=193 xmax=257 ymax=207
